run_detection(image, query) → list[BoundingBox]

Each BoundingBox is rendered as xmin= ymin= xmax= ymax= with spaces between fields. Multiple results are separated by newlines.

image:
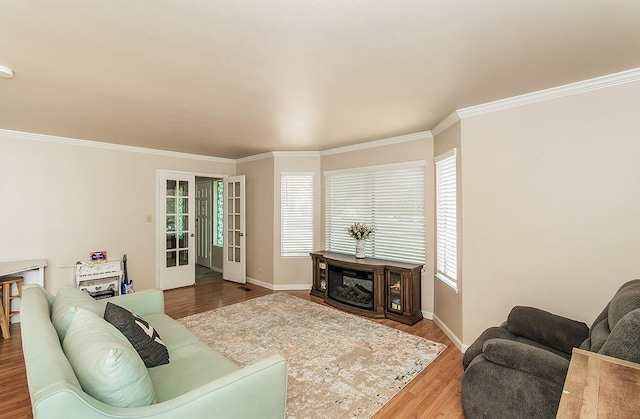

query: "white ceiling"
xmin=1 ymin=1 xmax=639 ymax=159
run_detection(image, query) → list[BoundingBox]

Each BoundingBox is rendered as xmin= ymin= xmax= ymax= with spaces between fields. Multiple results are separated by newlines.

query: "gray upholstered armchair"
xmin=461 ymin=279 xmax=640 ymax=419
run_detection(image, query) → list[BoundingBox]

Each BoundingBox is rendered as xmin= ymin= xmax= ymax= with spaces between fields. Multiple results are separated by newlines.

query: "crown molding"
xmin=431 ymin=111 xmax=461 ymax=136
xmin=235 ymin=150 xmax=320 ymax=164
xmin=320 ymin=130 xmax=433 ymax=156
xmin=235 ymin=151 xmax=275 ymax=164
xmin=272 ymin=151 xmax=321 ymax=158
xmin=457 ymin=67 xmax=640 ymax=119
xmin=0 ymin=128 xmax=236 ymax=164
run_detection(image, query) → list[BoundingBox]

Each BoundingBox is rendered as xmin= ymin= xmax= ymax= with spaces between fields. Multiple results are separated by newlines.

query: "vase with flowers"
xmin=347 ymin=222 xmax=375 ymax=258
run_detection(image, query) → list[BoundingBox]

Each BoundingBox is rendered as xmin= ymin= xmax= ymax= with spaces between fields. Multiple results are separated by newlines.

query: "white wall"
xmin=460 ymin=80 xmax=640 ymax=345
xmin=0 ymin=131 xmax=235 ymax=293
xmin=237 ymin=156 xmax=275 ymax=287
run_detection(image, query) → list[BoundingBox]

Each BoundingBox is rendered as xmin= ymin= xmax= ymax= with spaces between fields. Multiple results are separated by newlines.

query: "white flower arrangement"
xmin=347 ymin=223 xmax=375 ymax=240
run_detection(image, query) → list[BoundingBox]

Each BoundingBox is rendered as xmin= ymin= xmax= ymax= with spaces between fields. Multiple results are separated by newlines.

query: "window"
xmin=325 ymin=162 xmax=425 ymax=265
xmin=281 ymin=173 xmax=314 ymax=256
xmin=435 ymin=149 xmax=457 ymax=290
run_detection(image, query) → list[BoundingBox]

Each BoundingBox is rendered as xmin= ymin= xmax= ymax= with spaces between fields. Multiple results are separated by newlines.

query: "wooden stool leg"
xmin=7 ymin=278 xmax=24 ymax=322
xmin=0 ymin=299 xmax=9 ymax=338
xmin=2 ymin=283 xmax=9 ymax=324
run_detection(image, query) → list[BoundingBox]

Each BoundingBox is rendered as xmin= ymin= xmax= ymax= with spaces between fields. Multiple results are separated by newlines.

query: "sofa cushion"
xmin=63 ymin=308 xmax=157 ymax=407
xmin=142 ymin=313 xmax=200 ymax=351
xmin=51 ymin=285 xmax=105 ymax=341
xmin=104 ymin=302 xmax=169 ymax=368
xmin=148 ymin=341 xmax=240 ymax=402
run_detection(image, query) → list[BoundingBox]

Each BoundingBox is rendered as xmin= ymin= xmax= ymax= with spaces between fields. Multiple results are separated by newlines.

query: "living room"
xmin=1 ymin=2 xmax=639 ymax=418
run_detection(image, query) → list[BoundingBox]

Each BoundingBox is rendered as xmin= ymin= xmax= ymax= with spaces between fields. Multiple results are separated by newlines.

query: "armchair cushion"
xmin=463 ymin=326 xmax=514 ymax=370
xmin=506 ymin=306 xmax=589 ymax=354
xmin=608 ymin=281 xmax=640 ymax=329
xmin=482 ymin=338 xmax=570 ymax=386
xmin=599 ymin=308 xmax=640 ymax=364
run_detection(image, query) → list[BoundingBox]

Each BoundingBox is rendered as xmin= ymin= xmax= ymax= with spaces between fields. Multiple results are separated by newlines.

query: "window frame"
xmin=280 ymin=172 xmax=315 ymax=257
xmin=324 ymin=161 xmax=426 ymax=265
xmin=435 ymin=148 xmax=458 ymax=291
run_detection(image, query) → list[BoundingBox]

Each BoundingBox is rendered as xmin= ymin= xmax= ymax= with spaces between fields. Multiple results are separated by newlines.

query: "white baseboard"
xmin=432 ymin=313 xmax=468 ymax=352
xmin=421 ymin=310 xmax=434 ymax=320
xmin=246 ymin=277 xmax=312 ymax=291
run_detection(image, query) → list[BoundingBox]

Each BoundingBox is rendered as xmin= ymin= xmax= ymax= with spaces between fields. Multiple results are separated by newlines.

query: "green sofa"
xmin=20 ymin=284 xmax=288 ymax=418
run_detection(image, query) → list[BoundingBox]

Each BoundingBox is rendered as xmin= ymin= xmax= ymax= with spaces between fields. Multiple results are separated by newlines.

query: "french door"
xmin=157 ymin=171 xmax=195 ymax=290
xmin=157 ymin=171 xmax=246 ymax=288
xmin=222 ymin=175 xmax=246 ymax=284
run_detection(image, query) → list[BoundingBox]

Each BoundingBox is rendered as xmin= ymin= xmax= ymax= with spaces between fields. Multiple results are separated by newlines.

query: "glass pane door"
xmin=158 ymin=171 xmax=195 ymax=290
xmin=388 ymin=271 xmax=402 ymax=312
xmin=166 ymin=180 xmax=190 ymax=268
xmin=222 ymin=175 xmax=246 ymax=284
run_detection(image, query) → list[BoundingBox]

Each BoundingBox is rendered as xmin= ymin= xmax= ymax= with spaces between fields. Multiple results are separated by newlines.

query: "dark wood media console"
xmin=310 ymin=251 xmax=423 ymax=325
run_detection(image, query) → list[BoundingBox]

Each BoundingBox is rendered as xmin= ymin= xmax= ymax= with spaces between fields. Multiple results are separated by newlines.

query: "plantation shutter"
xmin=281 ymin=173 xmax=314 ymax=256
xmin=325 ymin=163 xmax=425 ymax=265
xmin=435 ymin=149 xmax=457 ymax=288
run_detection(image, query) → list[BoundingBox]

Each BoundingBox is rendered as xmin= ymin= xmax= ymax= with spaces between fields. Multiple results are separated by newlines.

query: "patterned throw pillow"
xmin=104 ymin=302 xmax=169 ymax=368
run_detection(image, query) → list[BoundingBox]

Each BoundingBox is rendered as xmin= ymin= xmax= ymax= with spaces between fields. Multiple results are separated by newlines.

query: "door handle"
xmin=239 ymin=233 xmax=244 ymax=237
xmin=190 ymin=233 xmax=195 ymax=237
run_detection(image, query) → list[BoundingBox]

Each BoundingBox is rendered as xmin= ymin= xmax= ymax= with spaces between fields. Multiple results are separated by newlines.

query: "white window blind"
xmin=325 ymin=163 xmax=425 ymax=265
xmin=281 ymin=173 xmax=314 ymax=256
xmin=435 ymin=149 xmax=457 ymax=289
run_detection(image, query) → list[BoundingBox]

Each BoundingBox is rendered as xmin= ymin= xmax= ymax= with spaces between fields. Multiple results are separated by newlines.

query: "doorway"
xmin=157 ymin=170 xmax=246 ymax=290
xmin=195 ymin=177 xmax=224 ymax=284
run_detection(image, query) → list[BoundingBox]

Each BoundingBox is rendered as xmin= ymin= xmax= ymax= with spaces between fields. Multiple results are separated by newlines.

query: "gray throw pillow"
xmin=104 ymin=302 xmax=169 ymax=368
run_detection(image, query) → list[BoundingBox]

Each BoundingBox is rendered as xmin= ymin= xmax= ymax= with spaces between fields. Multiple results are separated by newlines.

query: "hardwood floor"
xmin=0 ymin=279 xmax=465 ymax=418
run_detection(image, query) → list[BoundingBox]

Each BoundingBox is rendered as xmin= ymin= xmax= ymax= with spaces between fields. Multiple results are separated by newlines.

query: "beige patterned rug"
xmin=179 ymin=293 xmax=446 ymax=419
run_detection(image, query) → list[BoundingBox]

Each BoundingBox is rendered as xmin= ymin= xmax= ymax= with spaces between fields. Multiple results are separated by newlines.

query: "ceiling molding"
xmin=235 ymin=152 xmax=275 ymax=164
xmin=272 ymin=151 xmax=321 ymax=158
xmin=0 ymin=129 xmax=236 ymax=164
xmin=431 ymin=111 xmax=461 ymax=136
xmin=320 ymin=130 xmax=433 ymax=156
xmin=457 ymin=67 xmax=640 ymax=119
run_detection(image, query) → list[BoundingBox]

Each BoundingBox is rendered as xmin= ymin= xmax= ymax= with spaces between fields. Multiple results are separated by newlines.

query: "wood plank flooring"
xmin=0 ymin=279 xmax=465 ymax=418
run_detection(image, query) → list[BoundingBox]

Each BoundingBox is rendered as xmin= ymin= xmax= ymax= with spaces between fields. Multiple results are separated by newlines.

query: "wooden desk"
xmin=0 ymin=259 xmax=46 ymax=323
xmin=557 ymin=348 xmax=640 ymax=418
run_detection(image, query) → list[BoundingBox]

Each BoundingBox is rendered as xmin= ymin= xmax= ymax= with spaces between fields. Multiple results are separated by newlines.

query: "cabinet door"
xmin=318 ymin=259 xmax=327 ymax=292
xmin=387 ymin=270 xmax=403 ymax=313
xmin=310 ymin=254 xmax=328 ymax=298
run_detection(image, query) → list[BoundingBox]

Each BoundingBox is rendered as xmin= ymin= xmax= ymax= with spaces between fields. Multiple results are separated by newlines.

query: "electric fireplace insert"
xmin=327 ymin=265 xmax=374 ymax=310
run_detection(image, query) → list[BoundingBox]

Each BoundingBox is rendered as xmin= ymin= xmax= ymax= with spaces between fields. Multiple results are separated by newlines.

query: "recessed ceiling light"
xmin=0 ymin=65 xmax=14 ymax=79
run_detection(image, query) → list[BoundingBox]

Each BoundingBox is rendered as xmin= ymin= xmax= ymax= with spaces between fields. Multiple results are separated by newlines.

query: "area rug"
xmin=179 ymin=293 xmax=446 ymax=419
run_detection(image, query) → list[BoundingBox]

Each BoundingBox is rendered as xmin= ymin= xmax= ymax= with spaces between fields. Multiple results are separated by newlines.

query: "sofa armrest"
xmin=482 ymin=338 xmax=570 ymax=385
xmin=507 ymin=306 xmax=589 ymax=354
xmin=100 ymin=289 xmax=165 ymax=316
